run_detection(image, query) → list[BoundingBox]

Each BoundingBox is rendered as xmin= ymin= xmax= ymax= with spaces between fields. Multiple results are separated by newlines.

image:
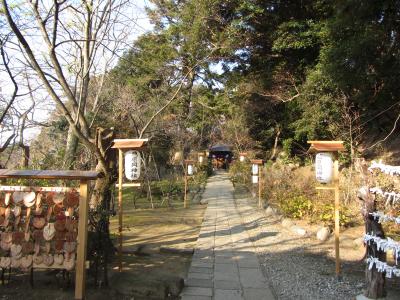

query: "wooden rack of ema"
xmin=0 ymin=169 xmax=100 ymax=300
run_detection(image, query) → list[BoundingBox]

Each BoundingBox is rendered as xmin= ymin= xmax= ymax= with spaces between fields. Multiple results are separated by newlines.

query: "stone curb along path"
xmin=180 ymin=173 xmax=276 ymax=300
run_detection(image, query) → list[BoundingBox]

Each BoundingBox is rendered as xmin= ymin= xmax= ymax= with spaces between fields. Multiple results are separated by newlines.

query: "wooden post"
xmin=258 ymin=165 xmax=262 ymax=208
xmin=251 ymin=159 xmax=263 ymax=207
xmin=111 ymin=139 xmax=148 ymax=272
xmin=184 ymin=165 xmax=188 ymax=209
xmin=118 ymin=149 xmax=123 ymax=272
xmin=75 ymin=180 xmax=89 ymax=300
xmin=334 ymin=158 xmax=340 ymax=278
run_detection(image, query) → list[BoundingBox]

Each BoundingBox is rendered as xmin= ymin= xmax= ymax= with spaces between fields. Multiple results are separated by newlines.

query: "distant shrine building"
xmin=209 ymin=144 xmax=233 ymax=169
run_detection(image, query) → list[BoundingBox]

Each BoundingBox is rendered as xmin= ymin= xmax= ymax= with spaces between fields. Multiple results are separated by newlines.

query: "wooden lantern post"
xmin=251 ymin=159 xmax=264 ymax=208
xmin=198 ymin=151 xmax=206 ymax=165
xmin=239 ymin=152 xmax=247 ymax=162
xmin=111 ymin=138 xmax=148 ymax=272
xmin=307 ymin=141 xmax=345 ymax=279
xmin=184 ymin=159 xmax=194 ymax=208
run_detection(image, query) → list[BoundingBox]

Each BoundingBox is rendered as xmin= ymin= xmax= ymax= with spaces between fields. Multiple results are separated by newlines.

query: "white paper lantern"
xmin=173 ymin=151 xmax=183 ymax=163
xmin=252 ymin=164 xmax=259 ymax=175
xmin=315 ymin=152 xmax=333 ymax=184
xmin=124 ymin=150 xmax=141 ymax=181
xmin=252 ymin=175 xmax=258 ymax=184
xmin=199 ymin=155 xmax=204 ymax=164
xmin=187 ymin=164 xmax=194 ymax=176
xmin=240 ymin=155 xmax=245 ymax=162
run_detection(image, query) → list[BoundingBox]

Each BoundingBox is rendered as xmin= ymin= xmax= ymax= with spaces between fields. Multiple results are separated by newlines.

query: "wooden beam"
xmin=75 ymin=180 xmax=89 ymax=300
xmin=184 ymin=170 xmax=188 ymax=209
xmin=115 ymin=183 xmax=141 ymax=188
xmin=0 ymin=169 xmax=100 ymax=180
xmin=250 ymin=159 xmax=264 ymax=165
xmin=334 ymin=159 xmax=341 ymax=278
xmin=315 ymin=186 xmax=336 ymax=190
xmin=307 ymin=141 xmax=345 ymax=153
xmin=258 ymin=165 xmax=262 ymax=208
xmin=118 ymin=149 xmax=123 ymax=272
xmin=0 ymin=186 xmax=77 ymax=192
xmin=111 ymin=138 xmax=148 ymax=149
xmin=32 ymin=261 xmax=90 ymax=269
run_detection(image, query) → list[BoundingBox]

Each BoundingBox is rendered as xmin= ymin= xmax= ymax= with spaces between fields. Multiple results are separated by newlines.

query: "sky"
xmin=0 ymin=0 xmax=154 ymax=145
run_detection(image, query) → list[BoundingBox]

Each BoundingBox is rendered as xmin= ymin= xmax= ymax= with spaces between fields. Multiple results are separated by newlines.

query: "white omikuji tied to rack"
xmin=363 ymin=161 xmax=400 ymax=279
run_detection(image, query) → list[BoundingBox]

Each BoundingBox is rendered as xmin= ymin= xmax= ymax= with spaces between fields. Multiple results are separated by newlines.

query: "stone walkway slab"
xmin=181 ymin=173 xmax=275 ymax=300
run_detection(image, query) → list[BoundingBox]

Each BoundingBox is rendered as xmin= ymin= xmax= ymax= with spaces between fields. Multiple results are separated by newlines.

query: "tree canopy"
xmin=2 ymin=0 xmax=400 ymax=167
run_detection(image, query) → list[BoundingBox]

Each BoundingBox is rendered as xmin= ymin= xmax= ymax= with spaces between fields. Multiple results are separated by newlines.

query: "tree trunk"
xmin=64 ymin=126 xmax=79 ymax=169
xmin=87 ymin=127 xmax=116 ymax=287
xmin=89 ymin=170 xmax=114 ymax=287
xmin=356 ymin=159 xmax=387 ymax=298
xmin=270 ymin=126 xmax=281 ymax=160
xmin=364 ymin=195 xmax=386 ymax=298
xmin=365 ymin=224 xmax=386 ymax=298
xmin=20 ymin=145 xmax=29 ymax=167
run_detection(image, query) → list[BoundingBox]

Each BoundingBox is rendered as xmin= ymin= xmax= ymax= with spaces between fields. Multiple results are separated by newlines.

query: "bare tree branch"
xmin=0 ymin=133 xmax=15 ymax=153
xmin=0 ymin=37 xmax=18 ymax=125
xmin=1 ymin=0 xmax=108 ymax=171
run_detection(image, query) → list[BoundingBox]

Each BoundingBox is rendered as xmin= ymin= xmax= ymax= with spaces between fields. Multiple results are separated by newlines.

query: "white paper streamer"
xmin=364 ymin=233 xmax=400 ymax=263
xmin=369 ymin=187 xmax=400 ymax=206
xmin=368 ymin=161 xmax=400 ymax=176
xmin=366 ymin=161 xmax=400 ymax=279
xmin=366 ymin=257 xmax=400 ymax=278
xmin=370 ymin=211 xmax=400 ymax=225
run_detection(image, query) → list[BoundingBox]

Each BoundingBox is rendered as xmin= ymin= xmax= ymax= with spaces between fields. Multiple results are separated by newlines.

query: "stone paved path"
xmin=180 ymin=173 xmax=275 ymax=300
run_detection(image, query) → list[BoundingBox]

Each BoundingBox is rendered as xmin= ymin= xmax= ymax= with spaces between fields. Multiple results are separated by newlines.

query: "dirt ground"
xmin=0 ymin=202 xmax=206 ymax=300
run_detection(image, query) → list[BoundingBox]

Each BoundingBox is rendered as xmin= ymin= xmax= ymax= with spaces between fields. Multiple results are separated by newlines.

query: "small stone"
xmin=356 ymin=294 xmax=386 ymax=300
xmin=290 ymin=225 xmax=307 ymax=236
xmin=265 ymin=206 xmax=276 ymax=217
xmin=200 ymin=199 xmax=208 ymax=205
xmin=282 ymin=218 xmax=294 ymax=227
xmin=357 ymin=187 xmax=370 ymax=201
xmin=316 ymin=227 xmax=330 ymax=241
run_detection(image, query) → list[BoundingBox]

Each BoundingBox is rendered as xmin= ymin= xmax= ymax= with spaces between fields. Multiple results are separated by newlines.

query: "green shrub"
xmin=229 ymin=160 xmax=250 ymax=186
xmin=282 ymin=138 xmax=293 ymax=156
xmin=280 ymin=193 xmax=314 ymax=219
xmin=194 ymin=167 xmax=209 ymax=185
xmin=312 ymin=203 xmax=352 ymax=227
xmin=155 ymin=179 xmax=183 ymax=196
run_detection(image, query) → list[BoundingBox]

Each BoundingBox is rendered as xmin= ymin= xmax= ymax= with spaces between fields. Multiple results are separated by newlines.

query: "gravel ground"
xmin=232 ymin=186 xmax=400 ymax=300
